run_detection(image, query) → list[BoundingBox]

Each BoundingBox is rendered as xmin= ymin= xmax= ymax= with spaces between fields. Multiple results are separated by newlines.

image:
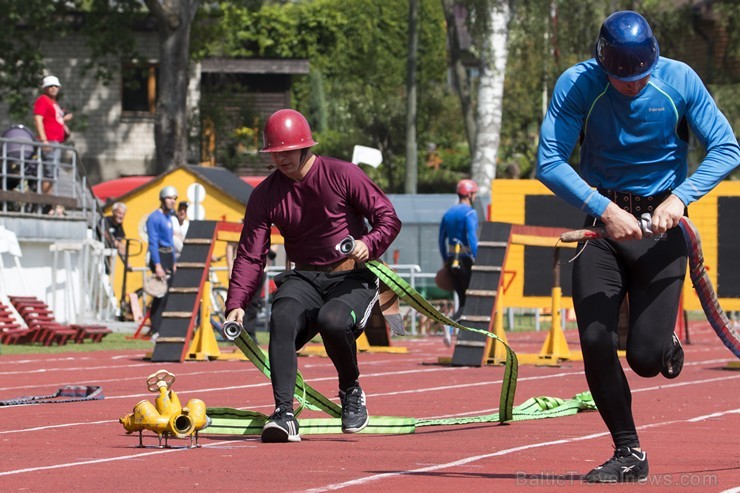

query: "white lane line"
xmin=0 ymin=363 xmax=154 ymax=376
xmin=0 ymin=354 xmax=428 ymax=387
xmin=0 ymin=367 xmax=261 ymax=392
xmin=633 ymin=373 xmax=740 ymax=393
xmin=2 ymin=370 xmax=738 ymax=436
xmin=5 ymin=406 xmax=736 ymax=480
xmin=300 ymin=407 xmax=740 ymax=493
xmin=0 ymin=356 xmax=92 ymax=366
xmin=0 ymin=439 xmax=255 ymax=477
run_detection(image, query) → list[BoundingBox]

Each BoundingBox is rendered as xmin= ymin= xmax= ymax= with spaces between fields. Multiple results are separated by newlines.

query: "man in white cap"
xmin=33 ymin=75 xmax=73 ymax=199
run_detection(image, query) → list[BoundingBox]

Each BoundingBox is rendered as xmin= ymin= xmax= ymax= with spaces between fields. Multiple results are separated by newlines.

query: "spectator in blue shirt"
xmin=145 ymin=185 xmax=178 ymax=338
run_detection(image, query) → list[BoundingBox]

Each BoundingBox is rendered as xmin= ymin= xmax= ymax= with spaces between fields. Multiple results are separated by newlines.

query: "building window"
xmin=122 ymin=63 xmax=158 ymax=114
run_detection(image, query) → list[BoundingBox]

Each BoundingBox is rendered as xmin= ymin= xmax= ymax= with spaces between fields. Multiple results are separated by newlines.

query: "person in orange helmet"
xmin=438 ymin=179 xmax=479 ymax=346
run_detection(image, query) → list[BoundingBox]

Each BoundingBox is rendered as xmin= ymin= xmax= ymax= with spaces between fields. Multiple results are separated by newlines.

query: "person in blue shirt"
xmin=537 ymin=11 xmax=739 ymax=483
xmin=145 ymin=185 xmax=178 ymax=338
xmin=438 ymin=179 xmax=479 ymax=346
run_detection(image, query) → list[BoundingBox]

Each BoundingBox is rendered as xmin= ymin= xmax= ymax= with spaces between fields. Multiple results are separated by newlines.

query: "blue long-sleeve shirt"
xmin=439 ymin=203 xmax=478 ymax=261
xmin=537 ymin=57 xmax=740 ymax=218
xmin=146 ymin=208 xmax=174 ymax=265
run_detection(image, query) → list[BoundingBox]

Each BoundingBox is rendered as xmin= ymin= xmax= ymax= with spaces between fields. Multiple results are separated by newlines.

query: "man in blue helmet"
xmin=537 ymin=11 xmax=739 ymax=483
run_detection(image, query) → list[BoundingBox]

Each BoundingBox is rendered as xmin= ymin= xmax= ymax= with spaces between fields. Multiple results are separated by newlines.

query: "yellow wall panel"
xmin=489 ymin=179 xmax=740 ymax=312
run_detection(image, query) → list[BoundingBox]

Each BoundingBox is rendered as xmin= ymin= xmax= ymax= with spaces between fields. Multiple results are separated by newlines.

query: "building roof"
xmin=93 ymin=169 xmax=268 ymax=204
xmin=185 ymin=165 xmax=255 ymax=205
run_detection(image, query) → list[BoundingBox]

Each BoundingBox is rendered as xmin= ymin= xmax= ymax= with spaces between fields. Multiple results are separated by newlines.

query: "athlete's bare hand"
xmin=226 ymin=308 xmax=245 ymax=325
xmin=348 ymin=239 xmax=370 ymax=262
xmin=600 ymin=202 xmax=642 ymax=240
xmin=650 ymin=194 xmax=685 ymax=235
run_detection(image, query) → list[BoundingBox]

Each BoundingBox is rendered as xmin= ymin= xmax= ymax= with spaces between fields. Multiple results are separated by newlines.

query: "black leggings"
xmin=448 ymin=256 xmax=473 ymax=320
xmin=572 ymin=225 xmax=687 ymax=449
xmin=269 ymin=297 xmax=361 ymax=409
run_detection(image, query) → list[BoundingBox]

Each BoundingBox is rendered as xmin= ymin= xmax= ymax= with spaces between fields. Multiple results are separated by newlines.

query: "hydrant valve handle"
xmin=146 ymin=369 xmax=176 ymax=392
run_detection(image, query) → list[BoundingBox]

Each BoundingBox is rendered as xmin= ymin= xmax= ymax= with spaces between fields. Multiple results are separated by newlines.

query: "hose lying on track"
xmin=207 ymin=263 xmax=596 ymax=436
xmin=0 ymin=385 xmax=104 ymax=406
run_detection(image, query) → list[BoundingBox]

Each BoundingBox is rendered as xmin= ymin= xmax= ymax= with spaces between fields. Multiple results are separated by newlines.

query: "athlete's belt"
xmin=295 ymin=258 xmax=357 ymax=272
xmin=600 ymin=189 xmax=672 ymax=216
xmin=447 ymin=243 xmax=471 ymax=254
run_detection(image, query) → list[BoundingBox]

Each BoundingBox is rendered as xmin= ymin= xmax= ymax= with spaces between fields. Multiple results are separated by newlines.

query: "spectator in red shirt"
xmin=33 ymin=75 xmax=72 ymax=197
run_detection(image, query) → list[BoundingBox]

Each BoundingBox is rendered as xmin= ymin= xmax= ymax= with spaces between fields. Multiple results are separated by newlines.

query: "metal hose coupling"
xmin=221 ymin=320 xmax=243 ymax=341
xmin=335 ymin=235 xmax=355 ymax=255
xmin=638 ymin=212 xmax=666 ymax=240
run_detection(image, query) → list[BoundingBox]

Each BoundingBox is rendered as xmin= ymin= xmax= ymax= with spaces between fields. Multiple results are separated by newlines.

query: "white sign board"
xmin=351 ymin=145 xmax=383 ymax=168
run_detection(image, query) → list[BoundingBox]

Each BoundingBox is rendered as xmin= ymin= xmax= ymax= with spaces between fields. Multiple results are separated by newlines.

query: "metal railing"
xmin=2 ymin=129 xmax=110 ymax=323
xmin=0 ymin=132 xmax=100 ymax=226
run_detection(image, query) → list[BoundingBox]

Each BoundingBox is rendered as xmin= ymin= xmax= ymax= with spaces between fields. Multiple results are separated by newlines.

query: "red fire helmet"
xmin=260 ymin=109 xmax=318 ymax=153
xmin=456 ymin=179 xmax=479 ymax=197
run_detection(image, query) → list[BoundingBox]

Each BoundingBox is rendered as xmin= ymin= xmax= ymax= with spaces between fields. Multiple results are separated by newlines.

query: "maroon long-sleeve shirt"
xmin=225 ymin=155 xmax=402 ymax=312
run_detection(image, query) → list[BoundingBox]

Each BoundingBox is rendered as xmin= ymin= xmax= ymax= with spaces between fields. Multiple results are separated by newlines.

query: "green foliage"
xmin=3 ymin=0 xmax=736 ymax=189
xmin=0 ymin=0 xmax=147 ymax=120
xmin=201 ymin=0 xmax=464 ymax=192
xmin=308 ymin=69 xmax=328 ymax=133
xmin=0 ymin=1 xmax=70 ymax=118
xmin=199 ymin=86 xmax=263 ymax=171
xmin=76 ymin=0 xmax=144 ymax=83
xmin=499 ymin=0 xmax=740 ymax=177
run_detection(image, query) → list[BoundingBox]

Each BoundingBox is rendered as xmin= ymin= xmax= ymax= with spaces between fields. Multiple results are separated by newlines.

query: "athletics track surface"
xmin=0 ymin=322 xmax=738 ymax=493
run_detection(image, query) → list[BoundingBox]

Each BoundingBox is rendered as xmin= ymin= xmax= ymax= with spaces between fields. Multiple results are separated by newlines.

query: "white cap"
xmin=41 ymin=75 xmax=61 ymax=89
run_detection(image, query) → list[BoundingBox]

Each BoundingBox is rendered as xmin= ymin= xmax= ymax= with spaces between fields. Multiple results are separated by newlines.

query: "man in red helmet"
xmin=226 ymin=109 xmax=401 ymax=443
xmin=437 ymin=179 xmax=479 ymax=346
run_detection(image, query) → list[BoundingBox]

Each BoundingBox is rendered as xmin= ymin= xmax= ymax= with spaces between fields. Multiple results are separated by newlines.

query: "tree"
xmin=440 ymin=0 xmax=476 ymax=152
xmin=405 ymin=0 xmax=420 ymax=194
xmin=470 ymin=0 xmax=513 ymax=194
xmin=144 ymin=0 xmax=201 ymax=173
xmin=206 ymin=0 xmax=461 ymax=192
xmin=0 ymin=1 xmax=140 ymax=119
xmin=440 ymin=0 xmax=514 ymax=193
xmin=0 ymin=1 xmax=64 ymax=118
xmin=0 ymin=0 xmax=199 ymax=174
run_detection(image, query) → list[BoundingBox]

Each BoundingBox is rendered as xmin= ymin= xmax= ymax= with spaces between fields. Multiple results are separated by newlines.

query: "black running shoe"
xmin=339 ymin=385 xmax=369 ymax=433
xmin=661 ymin=333 xmax=684 ymax=379
xmin=584 ymin=446 xmax=649 ymax=483
xmin=261 ymin=406 xmax=300 ymax=443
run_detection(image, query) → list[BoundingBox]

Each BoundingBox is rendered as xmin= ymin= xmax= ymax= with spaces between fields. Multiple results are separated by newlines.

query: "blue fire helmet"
xmin=595 ymin=11 xmax=659 ymax=82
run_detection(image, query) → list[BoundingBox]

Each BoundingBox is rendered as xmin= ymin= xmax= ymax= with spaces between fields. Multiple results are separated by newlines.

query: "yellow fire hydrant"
xmin=119 ymin=369 xmax=210 ymax=448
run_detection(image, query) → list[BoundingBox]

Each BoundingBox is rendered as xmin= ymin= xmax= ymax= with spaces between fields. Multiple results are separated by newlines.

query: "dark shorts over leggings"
xmin=268 ymin=268 xmax=379 ymax=410
xmin=572 ymin=221 xmax=687 ymax=449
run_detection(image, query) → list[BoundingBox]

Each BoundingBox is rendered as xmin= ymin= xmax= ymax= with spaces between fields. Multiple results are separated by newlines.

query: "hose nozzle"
xmin=221 ymin=320 xmax=243 ymax=341
xmin=335 ymin=235 xmax=355 ymax=255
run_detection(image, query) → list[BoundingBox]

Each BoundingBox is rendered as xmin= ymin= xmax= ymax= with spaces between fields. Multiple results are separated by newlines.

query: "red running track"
xmin=0 ymin=322 xmax=738 ymax=492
